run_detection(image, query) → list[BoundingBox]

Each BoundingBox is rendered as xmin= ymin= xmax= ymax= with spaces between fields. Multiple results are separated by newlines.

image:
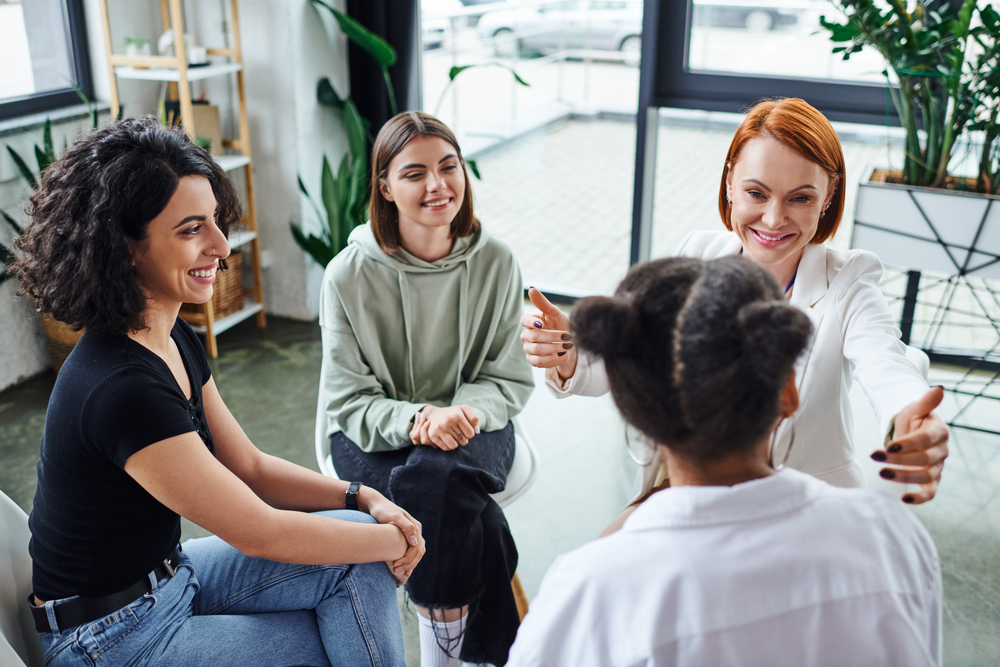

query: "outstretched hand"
xmin=870 ymin=386 xmax=949 ymax=505
xmin=520 ymin=287 xmax=578 ymax=379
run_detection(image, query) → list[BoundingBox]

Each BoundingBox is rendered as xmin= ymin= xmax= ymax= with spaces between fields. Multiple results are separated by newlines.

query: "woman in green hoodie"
xmin=318 ymin=111 xmax=535 ymax=667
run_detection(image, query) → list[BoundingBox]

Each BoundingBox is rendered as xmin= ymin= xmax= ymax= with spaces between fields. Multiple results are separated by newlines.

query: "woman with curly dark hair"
xmin=14 ymin=117 xmax=422 ymax=667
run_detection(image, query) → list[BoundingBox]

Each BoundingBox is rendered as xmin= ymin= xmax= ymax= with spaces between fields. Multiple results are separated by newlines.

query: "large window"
xmin=0 ymin=0 xmax=93 ymax=120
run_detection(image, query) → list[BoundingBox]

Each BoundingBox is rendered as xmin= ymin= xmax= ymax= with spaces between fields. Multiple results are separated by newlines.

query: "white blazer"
xmin=547 ymin=230 xmax=930 ymax=487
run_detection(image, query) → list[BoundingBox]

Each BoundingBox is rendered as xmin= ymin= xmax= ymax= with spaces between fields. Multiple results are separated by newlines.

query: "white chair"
xmin=0 ymin=491 xmax=44 ymax=667
xmin=315 ymin=398 xmax=539 ymax=510
xmin=315 ymin=397 xmax=539 ymax=619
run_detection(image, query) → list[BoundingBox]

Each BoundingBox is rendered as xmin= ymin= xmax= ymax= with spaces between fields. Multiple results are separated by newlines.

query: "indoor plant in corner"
xmin=821 ymin=0 xmax=1000 ymax=287
xmin=4 ymin=120 xmax=86 ymax=372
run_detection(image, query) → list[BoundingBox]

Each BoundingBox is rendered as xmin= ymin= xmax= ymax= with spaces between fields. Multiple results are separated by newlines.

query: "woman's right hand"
xmin=521 ymin=287 xmax=578 ymax=380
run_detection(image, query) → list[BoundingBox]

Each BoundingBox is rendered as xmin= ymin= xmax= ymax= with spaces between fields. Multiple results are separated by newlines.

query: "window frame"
xmin=0 ymin=0 xmax=94 ymax=122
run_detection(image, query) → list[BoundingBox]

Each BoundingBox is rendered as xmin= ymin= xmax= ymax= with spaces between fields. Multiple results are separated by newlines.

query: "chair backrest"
xmin=0 ymin=491 xmax=43 ymax=667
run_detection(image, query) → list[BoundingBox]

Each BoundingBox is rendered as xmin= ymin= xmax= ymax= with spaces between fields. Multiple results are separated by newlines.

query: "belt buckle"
xmin=163 ymin=558 xmax=176 ymax=577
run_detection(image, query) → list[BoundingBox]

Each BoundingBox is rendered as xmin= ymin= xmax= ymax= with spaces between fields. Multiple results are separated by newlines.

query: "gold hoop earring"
xmin=625 ymin=424 xmax=655 ymax=467
xmin=770 ymin=419 xmax=795 ymax=471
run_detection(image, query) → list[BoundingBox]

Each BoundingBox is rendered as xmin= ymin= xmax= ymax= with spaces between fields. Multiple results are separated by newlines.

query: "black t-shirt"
xmin=28 ymin=318 xmax=214 ymax=601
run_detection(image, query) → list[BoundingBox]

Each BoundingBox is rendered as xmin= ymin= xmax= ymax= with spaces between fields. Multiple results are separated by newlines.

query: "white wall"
xmin=0 ymin=0 xmax=351 ymax=391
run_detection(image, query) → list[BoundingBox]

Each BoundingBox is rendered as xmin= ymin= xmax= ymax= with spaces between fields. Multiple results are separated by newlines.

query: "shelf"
xmin=215 ymin=155 xmax=251 ymax=172
xmin=186 ymin=297 xmax=263 ymax=335
xmin=114 ymin=62 xmax=242 ymax=82
xmin=229 ymin=228 xmax=257 ymax=249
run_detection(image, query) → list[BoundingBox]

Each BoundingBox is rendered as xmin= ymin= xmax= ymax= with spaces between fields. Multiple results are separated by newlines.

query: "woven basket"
xmin=181 ymin=252 xmax=244 ymax=319
xmin=39 ymin=316 xmax=84 ymax=373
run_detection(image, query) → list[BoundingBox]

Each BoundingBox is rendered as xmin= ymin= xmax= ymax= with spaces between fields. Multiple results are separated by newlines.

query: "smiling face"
xmin=131 ymin=175 xmax=230 ymax=307
xmin=379 ymin=135 xmax=466 ymax=236
xmin=725 ymin=136 xmax=837 ymax=273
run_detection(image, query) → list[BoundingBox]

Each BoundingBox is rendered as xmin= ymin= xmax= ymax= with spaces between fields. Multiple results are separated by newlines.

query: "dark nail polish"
xmin=533 ymin=321 xmax=542 ymax=329
xmin=902 ymin=496 xmax=914 ymax=504
xmin=879 ymin=469 xmax=895 ymax=480
xmin=563 ymin=342 xmax=574 ymax=349
xmin=871 ymin=452 xmax=886 ymax=462
xmin=558 ymin=351 xmax=566 ymax=357
xmin=561 ymin=333 xmax=573 ymax=341
xmin=887 ymin=444 xmax=901 ymax=453
xmin=936 ymin=385 xmax=944 ymax=390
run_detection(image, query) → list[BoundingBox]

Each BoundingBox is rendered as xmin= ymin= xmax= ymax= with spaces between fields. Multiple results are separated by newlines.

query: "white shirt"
xmin=507 ymin=469 xmax=941 ymax=667
xmin=546 ymin=231 xmax=930 ymax=488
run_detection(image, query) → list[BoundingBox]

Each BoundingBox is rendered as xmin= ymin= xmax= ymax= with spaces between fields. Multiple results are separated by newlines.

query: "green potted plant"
xmin=821 ymin=0 xmax=1000 ymax=280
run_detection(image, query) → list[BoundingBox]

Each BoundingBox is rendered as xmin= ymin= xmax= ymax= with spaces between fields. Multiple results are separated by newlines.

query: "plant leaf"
xmin=42 ymin=119 xmax=54 ymax=165
xmin=320 ymin=155 xmax=342 ymax=248
xmin=311 ymin=0 xmax=397 ymax=69
xmin=449 ymin=63 xmax=530 ymax=87
xmin=6 ymin=146 xmax=38 ymax=190
xmin=317 ymin=77 xmax=345 ymax=109
xmin=290 ymin=222 xmax=334 ymax=267
xmin=344 ymin=98 xmax=367 ymax=164
xmin=467 ymin=159 xmax=481 ymax=180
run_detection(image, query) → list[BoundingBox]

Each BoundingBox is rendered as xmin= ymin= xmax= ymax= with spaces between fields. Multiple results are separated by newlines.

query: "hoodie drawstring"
xmin=398 ymin=272 xmax=417 ymax=399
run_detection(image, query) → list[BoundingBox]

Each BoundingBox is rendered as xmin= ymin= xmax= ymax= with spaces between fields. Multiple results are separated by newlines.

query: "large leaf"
xmin=320 ymin=155 xmax=343 ymax=246
xmin=290 ymin=222 xmax=335 ymax=267
xmin=344 ymin=97 xmax=367 ymax=163
xmin=317 ymin=77 xmax=345 ymax=109
xmin=6 ymin=146 xmax=37 ymax=190
xmin=467 ymin=158 xmax=481 ymax=180
xmin=41 ymin=119 xmax=54 ymax=167
xmin=311 ymin=0 xmax=397 ymax=69
xmin=298 ymin=175 xmax=328 ymax=241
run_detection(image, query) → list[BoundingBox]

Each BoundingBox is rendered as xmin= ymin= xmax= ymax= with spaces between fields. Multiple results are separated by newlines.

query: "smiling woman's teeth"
xmin=188 ymin=268 xmax=217 ymax=278
xmin=422 ymin=199 xmax=449 ymax=207
xmin=756 ymin=230 xmax=787 ymax=242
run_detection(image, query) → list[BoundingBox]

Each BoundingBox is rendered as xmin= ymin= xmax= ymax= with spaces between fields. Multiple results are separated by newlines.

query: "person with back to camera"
xmin=14 ymin=117 xmax=424 ymax=667
xmin=317 ymin=111 xmax=535 ymax=667
xmin=521 ymin=97 xmax=949 ymax=506
xmin=506 ymin=255 xmax=942 ymax=667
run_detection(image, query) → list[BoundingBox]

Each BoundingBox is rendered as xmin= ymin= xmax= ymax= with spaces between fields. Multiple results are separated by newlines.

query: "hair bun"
xmin=736 ymin=301 xmax=812 ymax=385
xmin=571 ymin=295 xmax=640 ymax=359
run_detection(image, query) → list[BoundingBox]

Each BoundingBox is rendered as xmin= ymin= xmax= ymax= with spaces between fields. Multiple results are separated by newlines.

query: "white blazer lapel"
xmin=788 ymin=244 xmax=829 ymax=392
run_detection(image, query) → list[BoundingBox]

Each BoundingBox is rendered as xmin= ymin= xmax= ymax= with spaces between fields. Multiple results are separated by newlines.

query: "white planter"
xmin=851 ymin=166 xmax=1000 ymax=279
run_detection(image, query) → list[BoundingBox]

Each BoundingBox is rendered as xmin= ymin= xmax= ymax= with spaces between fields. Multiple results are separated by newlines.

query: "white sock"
xmin=417 ymin=611 xmax=467 ymax=667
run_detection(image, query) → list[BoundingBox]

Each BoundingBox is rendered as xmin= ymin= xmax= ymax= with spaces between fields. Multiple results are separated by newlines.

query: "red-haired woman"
xmin=522 ymin=97 xmax=949 ymax=504
xmin=318 ymin=111 xmax=534 ymax=667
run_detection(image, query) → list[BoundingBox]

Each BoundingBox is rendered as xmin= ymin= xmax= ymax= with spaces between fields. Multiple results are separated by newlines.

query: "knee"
xmin=314 ymin=509 xmax=378 ymax=525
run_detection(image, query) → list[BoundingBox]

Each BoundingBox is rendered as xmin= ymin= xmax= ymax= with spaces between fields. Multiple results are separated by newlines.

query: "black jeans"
xmin=329 ymin=422 xmax=519 ymax=666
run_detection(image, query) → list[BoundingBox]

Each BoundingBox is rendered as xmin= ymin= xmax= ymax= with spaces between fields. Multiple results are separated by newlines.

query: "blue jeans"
xmin=38 ymin=510 xmax=406 ymax=667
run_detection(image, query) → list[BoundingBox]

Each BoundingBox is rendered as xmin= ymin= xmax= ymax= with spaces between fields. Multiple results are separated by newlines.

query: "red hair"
xmin=719 ymin=98 xmax=846 ymax=244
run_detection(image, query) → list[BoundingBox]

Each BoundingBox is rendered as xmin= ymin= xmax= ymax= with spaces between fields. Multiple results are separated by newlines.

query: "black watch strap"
xmin=345 ymin=481 xmax=363 ymax=511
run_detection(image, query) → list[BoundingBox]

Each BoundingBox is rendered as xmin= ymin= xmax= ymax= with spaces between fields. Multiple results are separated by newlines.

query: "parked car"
xmin=691 ymin=0 xmax=801 ymax=32
xmin=422 ymin=0 xmax=466 ymax=50
xmin=477 ymin=0 xmax=642 ymax=65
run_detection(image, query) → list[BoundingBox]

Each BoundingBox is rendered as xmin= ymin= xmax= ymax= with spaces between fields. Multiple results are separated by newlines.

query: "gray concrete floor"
xmin=2 ymin=311 xmax=998 ymax=665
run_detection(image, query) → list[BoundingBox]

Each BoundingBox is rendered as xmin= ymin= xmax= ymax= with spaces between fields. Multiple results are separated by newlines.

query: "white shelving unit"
xmin=98 ymin=0 xmax=265 ymax=357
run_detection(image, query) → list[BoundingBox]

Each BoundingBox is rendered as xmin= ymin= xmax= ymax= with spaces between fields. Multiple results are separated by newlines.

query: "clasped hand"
xmin=409 ymin=405 xmax=480 ymax=450
xmin=363 ymin=488 xmax=425 ymax=587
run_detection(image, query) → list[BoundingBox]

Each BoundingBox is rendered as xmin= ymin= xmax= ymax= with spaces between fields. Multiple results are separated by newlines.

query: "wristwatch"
xmin=345 ymin=481 xmax=364 ymax=511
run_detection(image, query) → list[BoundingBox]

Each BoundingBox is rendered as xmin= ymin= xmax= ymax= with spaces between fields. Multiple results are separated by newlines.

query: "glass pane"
xmin=0 ymin=0 xmax=75 ymax=103
xmin=688 ymin=1 xmax=886 ymax=84
xmin=420 ymin=0 xmax=643 ymax=294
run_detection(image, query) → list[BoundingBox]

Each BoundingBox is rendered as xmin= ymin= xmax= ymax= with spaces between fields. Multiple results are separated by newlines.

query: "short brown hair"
xmin=369 ymin=111 xmax=477 ymax=253
xmin=719 ymin=98 xmax=846 ymax=244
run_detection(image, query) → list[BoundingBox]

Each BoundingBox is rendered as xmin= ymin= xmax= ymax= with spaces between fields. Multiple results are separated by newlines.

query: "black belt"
xmin=29 ymin=546 xmax=182 ymax=634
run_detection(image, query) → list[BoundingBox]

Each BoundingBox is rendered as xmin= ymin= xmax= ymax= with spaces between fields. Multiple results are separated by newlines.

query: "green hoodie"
xmin=318 ymin=222 xmax=535 ymax=452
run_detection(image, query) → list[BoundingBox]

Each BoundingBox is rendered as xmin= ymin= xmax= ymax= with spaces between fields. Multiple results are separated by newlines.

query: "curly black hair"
xmin=572 ymin=256 xmax=812 ymax=461
xmin=14 ymin=117 xmax=243 ymax=334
